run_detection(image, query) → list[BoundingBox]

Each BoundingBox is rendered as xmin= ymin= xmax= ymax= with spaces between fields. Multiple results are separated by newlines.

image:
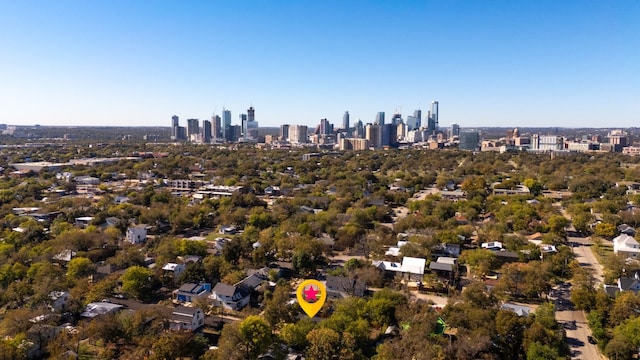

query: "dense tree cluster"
xmin=1 ymin=139 xmax=640 ymax=358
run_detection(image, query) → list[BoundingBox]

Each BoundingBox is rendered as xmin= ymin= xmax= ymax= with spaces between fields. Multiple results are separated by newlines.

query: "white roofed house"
xmin=400 ymin=257 xmax=427 ymax=281
xmin=125 ymin=224 xmax=147 ymax=244
xmin=613 ymin=234 xmax=640 ymax=260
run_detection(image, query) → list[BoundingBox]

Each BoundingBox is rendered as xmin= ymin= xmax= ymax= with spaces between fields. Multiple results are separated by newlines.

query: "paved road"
xmin=568 ymin=237 xmax=605 ymax=285
xmin=554 ymin=283 xmax=605 ymax=360
xmin=555 ymin=236 xmax=606 ymax=359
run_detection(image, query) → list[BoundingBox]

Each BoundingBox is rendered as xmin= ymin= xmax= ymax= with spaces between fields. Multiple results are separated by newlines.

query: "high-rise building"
xmin=354 ymin=119 xmax=364 ymax=138
xmin=459 ymin=131 xmax=479 ymax=151
xmin=280 ymin=124 xmax=290 ymax=141
xmin=450 ymin=123 xmax=460 ymax=137
xmin=413 ymin=109 xmax=422 ymax=129
xmin=245 ymin=107 xmax=259 ymax=140
xmin=202 ymin=120 xmax=212 ymax=143
xmin=187 ymin=119 xmax=200 ymax=140
xmin=289 ymin=125 xmax=308 ymax=144
xmin=222 ymin=109 xmax=232 ymax=141
xmin=239 ymin=114 xmax=248 ymax=141
xmin=342 ymin=111 xmax=350 ymax=130
xmin=247 ymin=107 xmax=255 ymax=123
xmin=366 ymin=124 xmax=382 ymax=148
xmin=391 ymin=113 xmax=403 ymax=126
xmin=319 ymin=118 xmax=332 ymax=135
xmin=427 ymin=101 xmax=439 ymax=133
xmin=171 ymin=115 xmax=180 ymax=140
xmin=211 ymin=115 xmax=222 ymax=139
xmin=375 ymin=112 xmax=385 ymax=125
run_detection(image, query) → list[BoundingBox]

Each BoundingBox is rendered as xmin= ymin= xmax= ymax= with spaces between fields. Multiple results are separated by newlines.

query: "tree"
xmin=279 ymin=319 xmax=315 ymax=350
xmin=594 ymin=222 xmax=616 ymax=238
xmin=66 ymin=257 xmax=94 ymax=279
xmin=526 ymin=341 xmax=560 ymax=360
xmin=238 ymin=315 xmax=271 ymax=360
xmin=306 ymin=327 xmax=355 ymax=360
xmin=461 ymin=248 xmax=497 ymax=278
xmin=609 ymin=291 xmax=640 ymax=327
xmin=547 ymin=215 xmax=569 ymax=234
xmin=120 ymin=266 xmax=154 ymax=301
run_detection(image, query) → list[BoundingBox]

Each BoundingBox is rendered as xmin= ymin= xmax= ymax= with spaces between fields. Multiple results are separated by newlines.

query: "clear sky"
xmin=1 ymin=1 xmax=639 ymax=129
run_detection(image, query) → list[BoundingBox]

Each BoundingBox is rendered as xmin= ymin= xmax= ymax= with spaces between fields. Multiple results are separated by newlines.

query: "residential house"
xmin=74 ymin=217 xmax=94 ymax=228
xmin=210 ymin=283 xmax=250 ymax=311
xmin=400 ymin=256 xmax=427 ymax=281
xmin=613 ymin=234 xmax=640 ymax=259
xmin=481 ymin=241 xmax=503 ymax=251
xmin=48 ymin=291 xmax=70 ymax=312
xmin=264 ymin=186 xmax=281 ymax=196
xmin=219 ymin=225 xmax=237 ymax=235
xmin=52 ymin=249 xmax=76 ymax=263
xmin=173 ymin=283 xmax=211 ymax=303
xmin=80 ymin=302 xmax=123 ymax=318
xmin=125 ymin=224 xmax=147 ymax=244
xmin=501 ymin=303 xmax=532 ymax=317
xmin=432 ymin=243 xmax=461 ymax=258
xmin=169 ymin=306 xmax=205 ymax=332
xmin=428 ymin=257 xmax=458 ymax=282
xmin=606 ymin=273 xmax=640 ymax=296
xmin=618 ymin=224 xmax=636 ymax=236
xmin=162 ymin=263 xmax=186 ymax=278
xmin=326 ymin=275 xmax=366 ymax=299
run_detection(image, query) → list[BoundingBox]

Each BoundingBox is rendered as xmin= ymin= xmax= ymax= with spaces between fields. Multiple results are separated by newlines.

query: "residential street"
xmin=558 ymin=237 xmax=606 ymax=359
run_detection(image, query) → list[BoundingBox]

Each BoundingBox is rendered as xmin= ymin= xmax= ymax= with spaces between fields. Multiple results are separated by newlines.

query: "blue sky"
xmin=1 ymin=1 xmax=639 ymax=128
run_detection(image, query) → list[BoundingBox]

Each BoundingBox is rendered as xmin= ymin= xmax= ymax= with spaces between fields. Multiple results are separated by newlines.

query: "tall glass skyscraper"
xmin=342 ymin=111 xmax=350 ymax=130
xmin=428 ymin=101 xmax=439 ymax=132
xmin=222 ymin=109 xmax=232 ymax=141
xmin=375 ymin=112 xmax=385 ymax=125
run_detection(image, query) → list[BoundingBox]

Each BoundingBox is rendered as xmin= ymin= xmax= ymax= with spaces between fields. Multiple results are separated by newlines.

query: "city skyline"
xmin=1 ymin=1 xmax=639 ymax=128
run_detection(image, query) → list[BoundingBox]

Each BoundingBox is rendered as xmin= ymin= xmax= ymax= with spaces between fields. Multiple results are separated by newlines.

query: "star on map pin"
xmin=297 ymin=279 xmax=326 ymax=318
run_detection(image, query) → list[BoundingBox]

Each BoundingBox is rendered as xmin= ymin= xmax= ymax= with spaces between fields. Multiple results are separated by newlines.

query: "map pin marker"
xmin=296 ymin=279 xmax=326 ymax=318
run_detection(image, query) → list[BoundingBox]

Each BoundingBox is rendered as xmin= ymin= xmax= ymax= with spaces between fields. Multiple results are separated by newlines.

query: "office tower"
xmin=280 ymin=124 xmax=290 ymax=141
xmin=448 ymin=123 xmax=460 ymax=139
xmin=396 ymin=122 xmax=407 ymax=141
xmin=354 ymin=119 xmax=364 ymax=138
xmin=289 ymin=125 xmax=308 ymax=144
xmin=366 ymin=124 xmax=382 ymax=148
xmin=413 ymin=109 xmax=422 ymax=129
xmin=391 ymin=113 xmax=403 ymax=126
xmin=228 ymin=125 xmax=242 ymax=142
xmin=406 ymin=115 xmax=418 ymax=131
xmin=171 ymin=115 xmax=179 ymax=139
xmin=375 ymin=112 xmax=385 ymax=125
xmin=202 ymin=120 xmax=212 ymax=143
xmin=239 ymin=114 xmax=248 ymax=141
xmin=245 ymin=106 xmax=259 ymax=140
xmin=459 ymin=131 xmax=480 ymax=151
xmin=211 ymin=115 xmax=222 ymax=139
xmin=428 ymin=101 xmax=439 ymax=133
xmin=247 ymin=107 xmax=255 ymax=123
xmin=319 ymin=118 xmax=332 ymax=135
xmin=342 ymin=111 xmax=350 ymax=130
xmin=380 ymin=123 xmax=396 ymax=147
xmin=187 ymin=119 xmax=200 ymax=140
xmin=222 ymin=109 xmax=232 ymax=141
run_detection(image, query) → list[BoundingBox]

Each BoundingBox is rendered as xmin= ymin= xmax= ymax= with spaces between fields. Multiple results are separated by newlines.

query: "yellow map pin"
xmin=296 ymin=279 xmax=326 ymax=318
